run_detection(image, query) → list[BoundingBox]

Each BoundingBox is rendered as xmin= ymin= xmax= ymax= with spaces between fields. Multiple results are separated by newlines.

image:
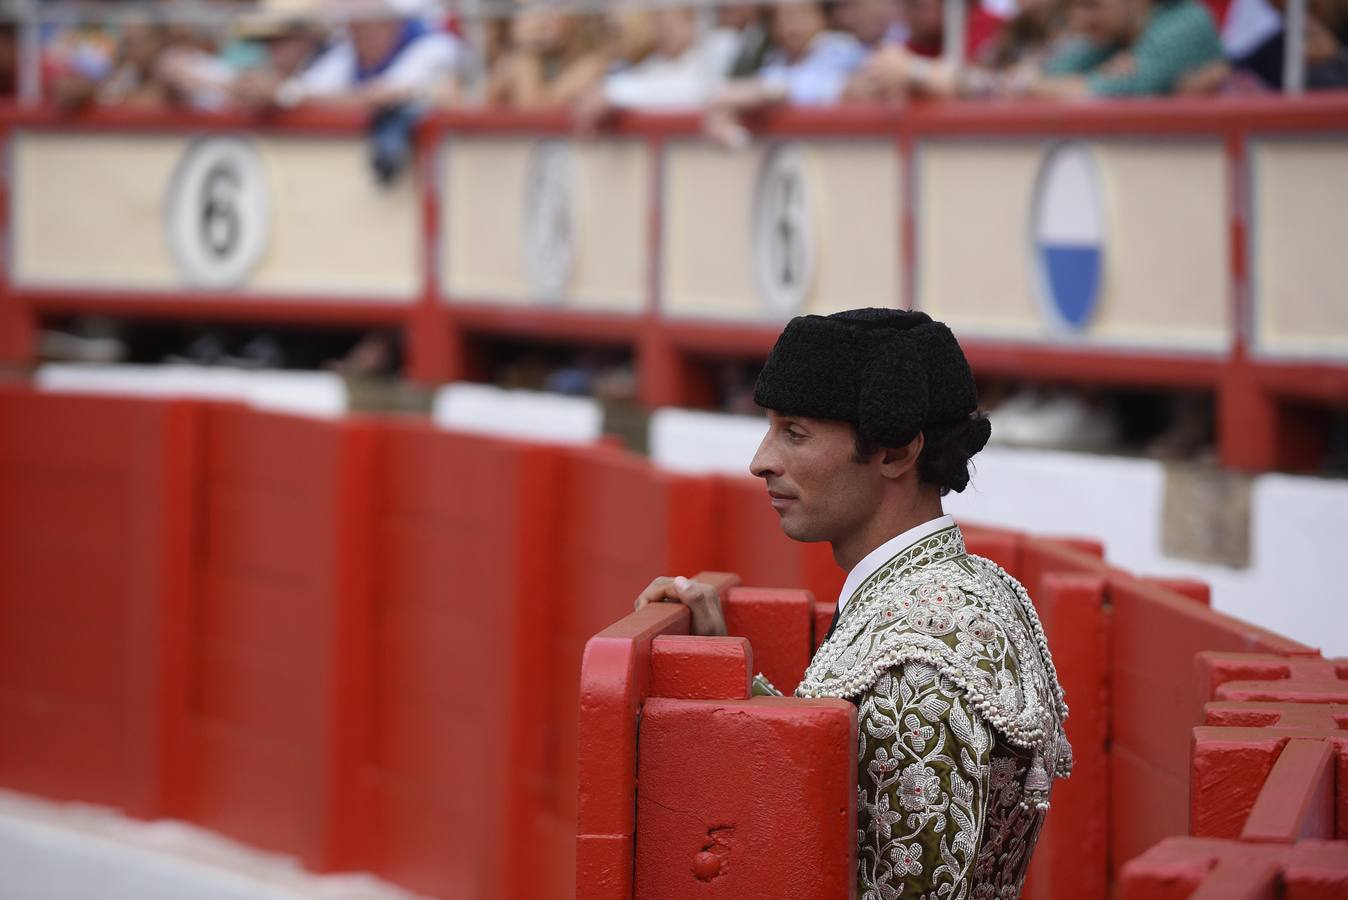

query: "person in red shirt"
xmin=847 ymin=0 xmax=1007 ymax=99
xmin=904 ymin=0 xmax=1008 ymax=57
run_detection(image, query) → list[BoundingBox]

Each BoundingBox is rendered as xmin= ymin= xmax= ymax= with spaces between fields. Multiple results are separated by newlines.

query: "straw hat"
xmin=235 ymin=0 xmax=328 ymax=41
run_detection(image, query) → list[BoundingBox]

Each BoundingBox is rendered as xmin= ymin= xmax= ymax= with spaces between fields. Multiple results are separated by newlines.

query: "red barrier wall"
xmin=172 ymin=404 xmax=375 ymax=871
xmin=358 ymin=422 xmax=566 ymax=898
xmin=551 ymin=447 xmax=720 ymax=891
xmin=0 ymin=389 xmax=194 ymax=818
xmin=1106 ymin=574 xmax=1316 ymax=871
xmin=1 ymin=389 xmax=1341 ymax=900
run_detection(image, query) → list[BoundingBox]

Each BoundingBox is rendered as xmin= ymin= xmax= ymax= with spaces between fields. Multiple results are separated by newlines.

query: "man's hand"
xmin=633 ymin=576 xmax=728 ymax=636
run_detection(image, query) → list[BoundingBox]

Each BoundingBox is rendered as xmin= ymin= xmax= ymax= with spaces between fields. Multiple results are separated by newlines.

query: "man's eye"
xmin=786 ymin=429 xmax=806 ymax=441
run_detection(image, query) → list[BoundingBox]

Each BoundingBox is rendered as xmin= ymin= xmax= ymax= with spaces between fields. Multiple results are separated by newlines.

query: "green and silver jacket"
xmin=796 ymin=523 xmax=1072 ymax=899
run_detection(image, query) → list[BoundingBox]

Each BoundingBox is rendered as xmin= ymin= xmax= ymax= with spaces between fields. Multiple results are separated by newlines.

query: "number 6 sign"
xmin=166 ymin=137 xmax=271 ymax=289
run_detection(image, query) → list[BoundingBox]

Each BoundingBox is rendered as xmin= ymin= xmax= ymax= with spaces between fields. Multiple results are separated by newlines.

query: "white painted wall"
xmin=35 ymin=364 xmax=349 ymax=420
xmin=431 ymin=382 xmax=603 ymax=444
xmin=944 ymin=447 xmax=1346 ymax=657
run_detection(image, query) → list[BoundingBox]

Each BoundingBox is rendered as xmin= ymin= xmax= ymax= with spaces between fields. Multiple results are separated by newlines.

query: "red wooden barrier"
xmin=0 ymin=388 xmax=195 ymax=819
xmin=577 ymin=601 xmax=693 ymax=898
xmin=1105 ymin=573 xmax=1317 ymax=874
xmin=358 ymin=421 xmax=567 ymax=898
xmin=172 ymin=404 xmax=376 ymax=872
xmin=1192 ymin=699 xmax=1347 ymax=843
xmin=1024 ymin=573 xmax=1111 ymax=900
xmin=1119 ymin=836 xmax=1348 ymax=900
xmin=1195 ymin=652 xmax=1348 ymax=706
xmin=554 ymin=449 xmax=720 ymax=892
xmin=577 ymin=594 xmax=856 ymax=900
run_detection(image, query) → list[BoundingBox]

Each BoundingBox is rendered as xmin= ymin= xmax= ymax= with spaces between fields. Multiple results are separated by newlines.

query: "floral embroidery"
xmin=803 ymin=524 xmax=1072 ymax=897
xmin=898 ymin=763 xmax=942 ymax=813
xmin=891 ymin=843 xmax=924 ymax=877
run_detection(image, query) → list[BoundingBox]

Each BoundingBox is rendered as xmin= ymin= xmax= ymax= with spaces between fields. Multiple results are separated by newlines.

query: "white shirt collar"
xmin=836 ymin=514 xmax=956 ymax=614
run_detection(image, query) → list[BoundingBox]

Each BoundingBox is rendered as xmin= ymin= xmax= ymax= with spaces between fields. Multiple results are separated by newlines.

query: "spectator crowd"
xmin=9 ymin=0 xmax=1347 ymax=132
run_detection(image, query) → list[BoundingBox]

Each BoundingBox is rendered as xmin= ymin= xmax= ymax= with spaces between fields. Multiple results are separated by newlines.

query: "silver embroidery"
xmin=801 ymin=524 xmax=1072 ymax=897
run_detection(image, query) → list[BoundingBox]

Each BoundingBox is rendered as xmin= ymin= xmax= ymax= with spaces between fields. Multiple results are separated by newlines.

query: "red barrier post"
xmin=1107 ymin=574 xmax=1317 ymax=872
xmin=1023 ymin=573 xmax=1111 ymax=900
xmin=172 ymin=405 xmax=376 ymax=873
xmin=0 ymin=390 xmax=198 ymax=819
xmin=635 ymin=695 xmax=855 ymax=899
xmin=1191 ymin=700 xmax=1348 ymax=842
xmin=721 ymin=587 xmax=815 ymax=696
xmin=576 ymin=602 xmax=692 ymax=899
xmin=358 ymin=422 xmax=571 ymax=898
xmin=1119 ymin=836 xmax=1348 ymax=900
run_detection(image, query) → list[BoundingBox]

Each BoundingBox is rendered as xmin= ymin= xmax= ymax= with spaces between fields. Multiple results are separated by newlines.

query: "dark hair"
xmin=853 ymin=412 xmax=992 ymax=496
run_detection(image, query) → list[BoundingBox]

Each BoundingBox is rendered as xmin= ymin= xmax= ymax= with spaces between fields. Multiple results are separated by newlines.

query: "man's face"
xmin=773 ymin=2 xmax=827 ymax=59
xmin=840 ymin=0 xmax=899 ymax=45
xmin=749 ymin=411 xmax=885 ymax=544
xmin=652 ymin=9 xmax=696 ymax=59
xmin=351 ymin=18 xmax=404 ymax=69
xmin=1072 ymin=0 xmax=1133 ymax=45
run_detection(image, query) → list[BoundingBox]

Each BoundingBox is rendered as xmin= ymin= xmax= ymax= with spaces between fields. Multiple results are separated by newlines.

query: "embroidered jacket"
xmin=796 ymin=523 xmax=1072 ymax=899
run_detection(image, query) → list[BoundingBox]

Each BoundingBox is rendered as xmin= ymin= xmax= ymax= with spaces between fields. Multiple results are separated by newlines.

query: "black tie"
xmin=823 ymin=603 xmax=842 ymax=643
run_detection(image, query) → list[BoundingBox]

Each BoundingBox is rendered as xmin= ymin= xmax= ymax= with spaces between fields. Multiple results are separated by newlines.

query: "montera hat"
xmin=754 ymin=308 xmax=988 ymax=451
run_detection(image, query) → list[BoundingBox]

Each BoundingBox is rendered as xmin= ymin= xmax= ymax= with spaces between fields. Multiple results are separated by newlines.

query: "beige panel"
xmin=11 ymin=132 xmax=418 ymax=300
xmin=661 ymin=142 xmax=763 ymax=320
xmin=12 ymin=133 xmax=183 ymax=287
xmin=444 ymin=138 xmax=534 ymax=303
xmin=919 ymin=140 xmax=1228 ymax=350
xmin=1090 ymin=141 xmax=1228 ymax=348
xmin=1252 ymin=139 xmax=1348 ymax=359
xmin=917 ymin=141 xmax=1044 ymax=335
xmin=442 ymin=137 xmax=647 ymax=312
xmin=662 ymin=141 xmax=900 ymax=321
xmin=570 ymin=142 xmax=649 ymax=312
xmin=249 ymin=137 xmax=419 ymax=300
xmin=806 ymin=142 xmax=900 ymax=314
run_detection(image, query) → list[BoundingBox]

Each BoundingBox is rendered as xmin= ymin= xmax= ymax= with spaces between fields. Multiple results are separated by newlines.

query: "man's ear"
xmin=878 ymin=433 xmax=924 ymax=480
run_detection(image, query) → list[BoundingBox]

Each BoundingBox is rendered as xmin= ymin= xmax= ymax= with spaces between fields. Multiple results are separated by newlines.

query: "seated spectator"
xmin=1026 ymin=0 xmax=1225 ymax=96
xmin=836 ymin=0 xmax=908 ymax=51
xmin=486 ymin=6 xmax=608 ymax=107
xmin=574 ymin=8 xmax=737 ymax=128
xmin=980 ymin=0 xmax=1071 ymax=66
xmin=902 ymin=0 xmax=1009 ymax=58
xmin=719 ymin=3 xmax=774 ymax=77
xmin=705 ymin=0 xmax=864 ymax=145
xmin=1230 ymin=0 xmax=1348 ymax=88
xmin=52 ymin=19 xmax=173 ymax=109
xmin=269 ymin=0 xmax=465 ymax=108
xmin=157 ymin=0 xmax=329 ymax=111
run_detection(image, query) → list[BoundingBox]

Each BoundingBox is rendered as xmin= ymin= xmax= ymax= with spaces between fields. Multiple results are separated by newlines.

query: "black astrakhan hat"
xmin=753 ymin=308 xmax=983 ymax=448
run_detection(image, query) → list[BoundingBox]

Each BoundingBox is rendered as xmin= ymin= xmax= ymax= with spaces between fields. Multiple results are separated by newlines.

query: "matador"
xmin=636 ymin=308 xmax=1072 ymax=898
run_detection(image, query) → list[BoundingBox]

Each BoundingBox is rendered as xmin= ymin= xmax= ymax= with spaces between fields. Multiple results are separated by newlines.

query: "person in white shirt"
xmin=634 ymin=308 xmax=1071 ymax=898
xmin=704 ymin=0 xmax=864 ymax=146
xmin=573 ymin=8 xmax=738 ymax=131
xmin=272 ymin=0 xmax=465 ymax=108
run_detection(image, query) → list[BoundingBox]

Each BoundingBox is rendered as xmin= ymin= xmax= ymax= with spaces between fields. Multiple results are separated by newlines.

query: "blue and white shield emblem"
xmin=1031 ymin=143 xmax=1105 ymax=331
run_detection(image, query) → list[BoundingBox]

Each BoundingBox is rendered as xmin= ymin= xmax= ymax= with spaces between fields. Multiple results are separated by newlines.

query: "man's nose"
xmin=749 ymin=434 xmax=780 ymax=479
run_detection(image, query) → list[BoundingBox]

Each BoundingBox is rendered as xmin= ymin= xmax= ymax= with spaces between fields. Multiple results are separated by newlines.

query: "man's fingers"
xmin=633 ymin=577 xmax=677 ymax=611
